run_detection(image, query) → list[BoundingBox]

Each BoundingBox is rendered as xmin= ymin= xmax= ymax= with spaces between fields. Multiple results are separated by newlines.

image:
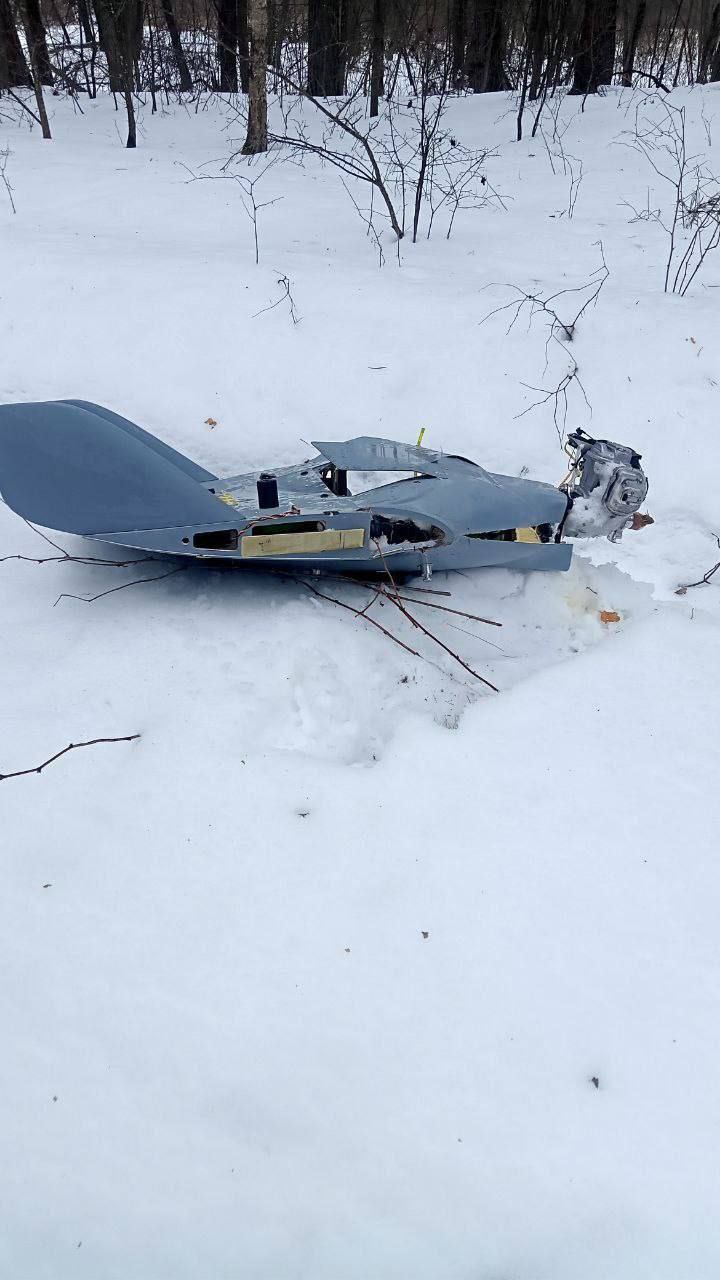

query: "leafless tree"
xmin=0 ymin=141 xmax=16 ymax=210
xmin=481 ymin=244 xmax=609 ymax=440
xmin=179 ymin=152 xmax=282 ymax=262
xmin=243 ymin=0 xmax=268 ymax=152
xmin=622 ymin=94 xmax=720 ymax=294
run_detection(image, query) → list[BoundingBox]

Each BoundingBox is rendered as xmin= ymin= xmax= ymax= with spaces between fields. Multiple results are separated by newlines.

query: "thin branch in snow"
xmin=252 ymin=273 xmax=300 ymax=323
xmin=392 ymin=593 xmax=502 ymax=628
xmin=288 ymin=574 xmax=425 ymax=660
xmin=53 ymin=564 xmax=190 ymax=606
xmin=675 ymin=537 xmax=720 ymax=594
xmin=368 ymin=541 xmax=499 ymax=690
xmin=481 ymin=244 xmax=609 ymax=344
xmin=177 ymin=157 xmax=283 ymax=264
xmin=0 ymin=734 xmax=140 ymax=782
xmin=480 ymin=246 xmax=606 ymax=443
xmin=380 ymin=589 xmax=499 ymax=692
xmin=0 ymin=146 xmax=16 ymax=214
xmin=516 ymin=358 xmax=591 ymax=443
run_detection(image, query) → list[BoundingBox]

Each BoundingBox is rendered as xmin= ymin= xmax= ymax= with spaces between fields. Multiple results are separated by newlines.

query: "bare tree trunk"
xmin=450 ymin=0 xmax=465 ymax=84
xmin=93 ymin=0 xmax=140 ymax=144
xmin=238 ymin=0 xmax=249 ymax=90
xmin=268 ymin=0 xmax=290 ymax=70
xmin=369 ymin=0 xmax=383 ymax=114
xmin=19 ymin=0 xmax=52 ymax=134
xmin=0 ymin=0 xmax=31 ymax=86
xmin=23 ymin=0 xmax=53 ymax=83
xmin=92 ymin=0 xmax=121 ymax=88
xmin=464 ymin=0 xmax=507 ymax=92
xmin=242 ymin=0 xmax=267 ymax=152
xmin=77 ymin=0 xmax=95 ymax=44
xmin=307 ymin=0 xmax=347 ymax=94
xmin=217 ymin=0 xmax=238 ymax=88
xmin=711 ymin=30 xmax=720 ymax=77
xmin=160 ymin=0 xmax=192 ymax=89
xmin=621 ymin=0 xmax=645 ymax=84
xmin=123 ymin=83 xmax=136 ymax=143
xmin=697 ymin=0 xmax=720 ymax=80
xmin=527 ymin=0 xmax=548 ymax=100
xmin=569 ymin=0 xmax=617 ymax=93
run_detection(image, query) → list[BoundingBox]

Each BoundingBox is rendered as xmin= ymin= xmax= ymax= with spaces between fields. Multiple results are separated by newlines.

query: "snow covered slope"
xmin=1 ymin=88 xmax=719 ymax=1279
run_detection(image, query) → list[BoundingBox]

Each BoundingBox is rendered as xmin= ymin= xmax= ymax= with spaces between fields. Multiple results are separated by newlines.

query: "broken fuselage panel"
xmin=0 ymin=402 xmax=573 ymax=576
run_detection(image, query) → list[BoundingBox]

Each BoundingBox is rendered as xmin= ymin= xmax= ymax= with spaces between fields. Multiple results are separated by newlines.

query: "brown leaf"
xmin=600 ymin=611 xmax=621 ymax=624
xmin=631 ymin=511 xmax=654 ymax=531
xmin=205 ymin=417 xmax=218 ymax=427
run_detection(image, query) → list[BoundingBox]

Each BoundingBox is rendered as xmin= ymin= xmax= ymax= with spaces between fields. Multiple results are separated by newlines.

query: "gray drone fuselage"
xmin=0 ymin=401 xmax=646 ymax=577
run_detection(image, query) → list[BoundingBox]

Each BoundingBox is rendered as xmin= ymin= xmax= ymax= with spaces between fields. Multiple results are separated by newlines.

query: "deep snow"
xmin=1 ymin=84 xmax=719 ymax=1279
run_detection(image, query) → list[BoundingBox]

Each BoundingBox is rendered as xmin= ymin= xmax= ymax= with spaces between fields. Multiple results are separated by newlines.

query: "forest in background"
xmin=3 ymin=0 xmax=720 ymax=149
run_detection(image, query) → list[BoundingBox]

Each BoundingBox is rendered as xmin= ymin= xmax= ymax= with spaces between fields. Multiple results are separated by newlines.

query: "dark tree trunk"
xmin=161 ymin=0 xmax=192 ymax=89
xmin=93 ymin=0 xmax=142 ymax=92
xmin=621 ymin=0 xmax=645 ymax=85
xmin=464 ymin=0 xmax=507 ymax=92
xmin=307 ymin=0 xmax=347 ymax=95
xmin=450 ymin=0 xmax=465 ymax=85
xmin=369 ymin=0 xmax=383 ymax=114
xmin=77 ymin=0 xmax=95 ymax=44
xmin=526 ymin=0 xmax=549 ymax=100
xmin=23 ymin=0 xmax=53 ymax=83
xmin=18 ymin=0 xmax=52 ymax=133
xmin=92 ymin=0 xmax=121 ymax=89
xmin=697 ymin=1 xmax=720 ymax=81
xmin=267 ymin=0 xmax=284 ymax=68
xmin=217 ymin=0 xmax=248 ymax=90
xmin=0 ymin=0 xmax=31 ymax=86
xmin=242 ymin=0 xmax=267 ymax=152
xmin=569 ymin=0 xmax=617 ymax=94
xmin=238 ymin=0 xmax=249 ymax=91
xmin=93 ymin=0 xmax=140 ymax=142
xmin=217 ymin=0 xmax=237 ymax=88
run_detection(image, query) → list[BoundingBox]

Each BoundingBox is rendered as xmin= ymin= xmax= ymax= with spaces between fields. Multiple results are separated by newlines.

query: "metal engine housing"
xmin=562 ymin=430 xmax=649 ymax=542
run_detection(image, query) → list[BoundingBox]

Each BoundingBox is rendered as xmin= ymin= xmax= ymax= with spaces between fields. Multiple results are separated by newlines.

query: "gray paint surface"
xmin=0 ymin=401 xmax=572 ymax=575
xmin=0 ymin=400 xmax=227 ymax=534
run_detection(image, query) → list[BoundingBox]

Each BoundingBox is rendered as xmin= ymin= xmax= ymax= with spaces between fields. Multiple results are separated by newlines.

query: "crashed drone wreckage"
xmin=0 ymin=401 xmax=650 ymax=577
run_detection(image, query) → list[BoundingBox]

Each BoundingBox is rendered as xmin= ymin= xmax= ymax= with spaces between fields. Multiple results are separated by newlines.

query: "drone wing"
xmin=0 ymin=399 xmax=228 ymax=537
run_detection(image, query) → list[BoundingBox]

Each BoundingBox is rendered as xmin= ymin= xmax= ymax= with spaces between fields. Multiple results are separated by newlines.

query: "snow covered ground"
xmin=2 ymin=85 xmax=720 ymax=1278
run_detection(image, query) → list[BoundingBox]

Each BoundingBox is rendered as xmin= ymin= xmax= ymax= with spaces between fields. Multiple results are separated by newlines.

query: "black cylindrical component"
xmin=333 ymin=468 xmax=349 ymax=497
xmin=257 ymin=472 xmax=279 ymax=509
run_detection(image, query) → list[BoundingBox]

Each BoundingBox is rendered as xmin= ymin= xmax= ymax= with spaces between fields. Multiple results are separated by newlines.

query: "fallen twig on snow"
xmin=274 ymin=563 xmax=500 ymax=691
xmin=381 ymin=588 xmax=498 ymax=691
xmin=370 ymin=540 xmax=498 ymax=691
xmin=480 ymin=245 xmax=608 ymax=442
xmin=0 ymin=145 xmax=16 ymax=215
xmin=675 ymin=537 xmax=720 ymax=594
xmin=0 ymin=734 xmax=140 ymax=782
xmin=392 ymin=593 xmax=502 ymax=627
xmin=53 ymin=564 xmax=190 ymax=606
xmin=253 ymin=273 xmax=300 ymax=324
xmin=0 ymin=518 xmax=162 ymax=569
xmin=0 ymin=518 xmax=189 ymax=605
xmin=287 ymin=573 xmax=425 ymax=661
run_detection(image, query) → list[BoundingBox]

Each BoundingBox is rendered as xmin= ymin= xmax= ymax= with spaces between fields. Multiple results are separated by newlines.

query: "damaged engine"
xmin=561 ymin=429 xmax=649 ymax=543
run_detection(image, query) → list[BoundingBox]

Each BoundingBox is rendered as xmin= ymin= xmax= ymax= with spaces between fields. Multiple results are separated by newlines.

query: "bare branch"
xmin=675 ymin=537 xmax=720 ymax=594
xmin=252 ymin=272 xmax=300 ymax=322
xmin=0 ymin=734 xmax=140 ymax=782
xmin=53 ymin=564 xmax=190 ymax=606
